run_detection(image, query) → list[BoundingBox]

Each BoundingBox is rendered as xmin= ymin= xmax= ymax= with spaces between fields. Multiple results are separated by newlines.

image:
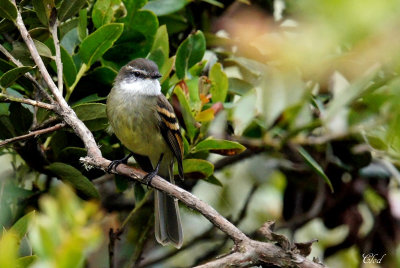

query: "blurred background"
xmin=1 ymin=0 xmax=400 ymax=267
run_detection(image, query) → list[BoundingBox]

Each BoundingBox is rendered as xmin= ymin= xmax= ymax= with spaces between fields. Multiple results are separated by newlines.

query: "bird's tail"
xmin=154 ymin=163 xmax=183 ymax=248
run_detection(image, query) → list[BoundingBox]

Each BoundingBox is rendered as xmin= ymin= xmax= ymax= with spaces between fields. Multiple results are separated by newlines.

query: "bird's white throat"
xmin=117 ymin=78 xmax=161 ymax=96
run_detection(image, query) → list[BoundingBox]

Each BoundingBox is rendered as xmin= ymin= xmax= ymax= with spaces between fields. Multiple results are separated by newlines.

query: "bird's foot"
xmin=143 ymin=153 xmax=164 ymax=186
xmin=107 ymin=153 xmax=133 ymax=173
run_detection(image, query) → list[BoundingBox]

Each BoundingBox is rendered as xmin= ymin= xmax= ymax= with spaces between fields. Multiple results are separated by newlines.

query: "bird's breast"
xmin=107 ymin=92 xmax=168 ymax=159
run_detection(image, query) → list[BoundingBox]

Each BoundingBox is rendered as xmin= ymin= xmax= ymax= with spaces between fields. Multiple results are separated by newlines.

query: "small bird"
xmin=106 ymin=58 xmax=184 ymax=248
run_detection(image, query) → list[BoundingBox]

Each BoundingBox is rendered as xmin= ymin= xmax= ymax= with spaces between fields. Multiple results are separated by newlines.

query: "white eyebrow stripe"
xmin=126 ymin=66 xmax=148 ymax=75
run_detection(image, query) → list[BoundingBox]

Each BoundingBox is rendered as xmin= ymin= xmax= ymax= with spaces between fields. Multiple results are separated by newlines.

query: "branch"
xmin=49 ymin=10 xmax=63 ymax=95
xmin=13 ymin=3 xmax=101 ymax=158
xmin=0 ymin=93 xmax=55 ymax=110
xmin=0 ymin=44 xmax=54 ymax=103
xmin=0 ymin=122 xmax=65 ymax=147
xmin=81 ymin=156 xmax=323 ymax=268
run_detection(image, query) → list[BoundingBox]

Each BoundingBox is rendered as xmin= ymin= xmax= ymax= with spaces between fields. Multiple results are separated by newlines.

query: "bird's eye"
xmin=133 ymin=71 xmax=141 ymax=77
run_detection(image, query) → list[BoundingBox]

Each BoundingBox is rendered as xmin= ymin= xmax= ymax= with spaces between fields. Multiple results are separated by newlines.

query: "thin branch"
xmin=0 ymin=92 xmax=55 ymax=110
xmin=131 ymin=215 xmax=154 ymax=267
xmin=30 ymin=116 xmax=60 ymax=130
xmin=120 ymin=189 xmax=153 ymax=230
xmin=108 ymin=228 xmax=118 ymax=268
xmin=234 ymin=183 xmax=258 ymax=225
xmin=13 ymin=4 xmax=101 ymax=158
xmin=141 ymin=186 xmax=258 ymax=267
xmin=81 ymin=156 xmax=323 ymax=268
xmin=49 ymin=11 xmax=63 ymax=95
xmin=0 ymin=122 xmax=65 ymax=147
xmin=0 ymin=44 xmax=54 ymax=102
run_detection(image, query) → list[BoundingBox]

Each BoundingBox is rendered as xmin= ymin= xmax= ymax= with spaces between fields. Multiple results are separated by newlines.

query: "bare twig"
xmin=0 ymin=122 xmax=65 ymax=147
xmin=10 ymin=3 xmax=324 ymax=267
xmin=108 ymin=228 xmax=119 ymax=268
xmin=49 ymin=11 xmax=63 ymax=95
xmin=13 ymin=5 xmax=101 ymax=158
xmin=131 ymin=215 xmax=154 ymax=267
xmin=0 ymin=44 xmax=54 ymax=102
xmin=31 ymin=116 xmax=60 ymax=130
xmin=0 ymin=93 xmax=55 ymax=110
xmin=120 ymin=189 xmax=153 ymax=230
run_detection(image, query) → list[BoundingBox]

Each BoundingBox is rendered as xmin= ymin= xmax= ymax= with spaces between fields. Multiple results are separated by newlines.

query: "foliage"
xmin=0 ymin=0 xmax=399 ymax=267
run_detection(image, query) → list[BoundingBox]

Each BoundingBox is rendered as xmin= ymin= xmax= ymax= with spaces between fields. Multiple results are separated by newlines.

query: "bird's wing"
xmin=156 ymin=95 xmax=184 ymax=180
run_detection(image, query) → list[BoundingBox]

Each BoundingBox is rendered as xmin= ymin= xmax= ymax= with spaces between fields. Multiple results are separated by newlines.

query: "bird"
xmin=106 ymin=58 xmax=184 ymax=248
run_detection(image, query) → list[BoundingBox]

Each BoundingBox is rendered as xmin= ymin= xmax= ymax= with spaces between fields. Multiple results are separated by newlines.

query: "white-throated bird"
xmin=107 ymin=58 xmax=184 ymax=248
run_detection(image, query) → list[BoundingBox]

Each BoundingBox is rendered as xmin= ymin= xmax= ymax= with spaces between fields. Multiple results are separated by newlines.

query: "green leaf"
xmin=233 ymin=90 xmax=256 ymax=135
xmin=151 ymin=25 xmax=169 ymax=58
xmin=134 ymin=183 xmax=145 ymax=203
xmin=325 ymin=71 xmax=378 ymax=120
xmin=60 ymin=46 xmax=77 ymax=87
xmin=123 ymin=0 xmax=147 ymax=23
xmin=204 ymin=175 xmax=223 ymax=187
xmin=78 ymin=8 xmax=87 ymax=41
xmin=186 ymin=77 xmax=201 ymax=112
xmin=16 ymin=256 xmax=38 ymax=268
xmin=58 ymin=0 xmax=87 ymax=22
xmin=148 ymin=25 xmax=169 ymax=69
xmin=193 ymin=138 xmax=246 ymax=156
xmin=83 ymin=118 xmax=109 ymax=131
xmin=59 ymin=17 xmax=79 ymax=39
xmin=210 ymin=63 xmax=228 ymax=103
xmin=228 ymin=78 xmax=253 ymax=96
xmin=174 ymin=85 xmax=197 ymax=141
xmin=0 ymin=66 xmax=33 ymax=88
xmin=175 ymin=30 xmax=206 ymax=79
xmin=115 ymin=175 xmax=129 ymax=192
xmin=175 ymin=159 xmax=214 ymax=179
xmin=46 ymin=162 xmax=100 ymax=198
xmin=9 ymin=102 xmax=33 ymax=135
xmin=73 ymin=103 xmax=106 ymax=121
xmin=33 ymin=0 xmax=54 ymax=26
xmin=28 ymin=27 xmax=50 ymax=42
xmin=88 ymin=66 xmax=117 ymax=85
xmin=143 ymin=0 xmax=189 ymax=16
xmin=105 ymin=9 xmax=158 ymax=62
xmin=297 ymin=146 xmax=334 ymax=193
xmin=58 ymin=147 xmax=87 ymax=164
xmin=195 ymin=108 xmax=214 ymax=122
xmin=202 ymin=0 xmax=224 ymax=8
xmin=33 ymin=39 xmax=53 ymax=58
xmin=79 ymin=23 xmax=123 ymax=67
xmin=10 ymin=211 xmax=35 ymax=241
xmin=158 ymin=14 xmax=188 ymax=35
xmin=72 ymin=94 xmax=107 ymax=106
xmin=0 ymin=0 xmax=17 ymax=21
xmin=92 ymin=0 xmax=121 ymax=28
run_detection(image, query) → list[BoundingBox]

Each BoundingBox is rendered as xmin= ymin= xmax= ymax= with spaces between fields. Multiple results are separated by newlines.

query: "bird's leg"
xmin=143 ymin=153 xmax=164 ymax=186
xmin=107 ymin=153 xmax=134 ymax=173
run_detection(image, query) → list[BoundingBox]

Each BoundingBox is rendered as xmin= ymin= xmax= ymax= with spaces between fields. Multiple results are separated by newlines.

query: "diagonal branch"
xmin=49 ymin=9 xmax=63 ymax=95
xmin=0 ymin=44 xmax=54 ymax=103
xmin=13 ymin=2 xmax=101 ymax=158
xmin=0 ymin=92 xmax=55 ymax=110
xmin=0 ymin=122 xmax=65 ymax=147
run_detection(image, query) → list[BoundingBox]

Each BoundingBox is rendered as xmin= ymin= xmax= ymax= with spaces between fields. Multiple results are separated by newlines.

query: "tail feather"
xmin=154 ymin=163 xmax=183 ymax=248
